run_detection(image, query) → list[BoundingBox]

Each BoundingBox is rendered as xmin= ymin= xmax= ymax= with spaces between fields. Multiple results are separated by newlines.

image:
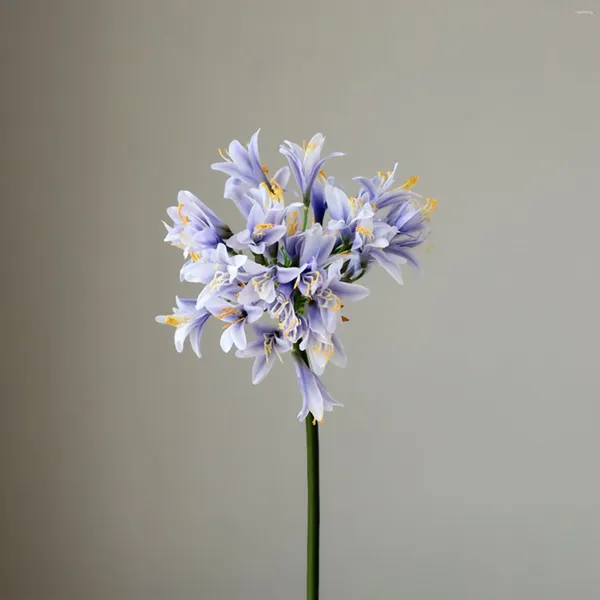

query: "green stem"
xmin=299 ymin=191 xmax=318 ymax=599
xmin=302 ymin=204 xmax=310 ymax=231
xmin=305 ymin=408 xmax=320 ymax=600
xmin=294 ymin=347 xmax=320 ymax=600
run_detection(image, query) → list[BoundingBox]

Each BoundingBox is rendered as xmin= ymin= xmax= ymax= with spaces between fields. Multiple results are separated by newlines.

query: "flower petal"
xmin=229 ymin=321 xmax=247 ymax=350
xmin=252 ymin=353 xmax=274 ymax=384
xmin=328 ymin=281 xmax=370 ymax=302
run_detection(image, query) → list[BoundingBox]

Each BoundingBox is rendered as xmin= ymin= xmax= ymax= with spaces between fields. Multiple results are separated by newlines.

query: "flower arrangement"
xmin=156 ymin=131 xmax=436 ymax=599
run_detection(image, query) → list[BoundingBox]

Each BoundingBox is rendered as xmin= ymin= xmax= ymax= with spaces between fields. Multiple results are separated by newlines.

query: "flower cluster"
xmin=157 ymin=131 xmax=436 ymax=422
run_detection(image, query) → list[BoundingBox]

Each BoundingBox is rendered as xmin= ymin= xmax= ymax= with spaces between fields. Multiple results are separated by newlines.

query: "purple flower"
xmin=299 ymin=329 xmax=346 ymax=376
xmin=353 ymin=165 xmax=419 ymax=211
xmin=279 ymin=134 xmax=343 ymax=199
xmin=236 ymin=323 xmax=292 ymax=384
xmin=293 ymin=352 xmax=343 ymax=422
xmin=207 ymin=299 xmax=263 ymax=352
xmin=226 ymin=203 xmax=287 ymax=255
xmin=157 ymin=130 xmax=436 ymax=421
xmin=211 ymin=130 xmax=267 ymax=188
xmin=164 ymin=190 xmax=232 ymax=256
xmin=155 ymin=297 xmax=210 ymax=357
xmin=179 ymin=243 xmax=247 ymax=307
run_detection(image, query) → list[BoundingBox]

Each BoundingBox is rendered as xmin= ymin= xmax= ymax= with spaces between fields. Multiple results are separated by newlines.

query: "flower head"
xmin=157 ymin=130 xmax=436 ymax=421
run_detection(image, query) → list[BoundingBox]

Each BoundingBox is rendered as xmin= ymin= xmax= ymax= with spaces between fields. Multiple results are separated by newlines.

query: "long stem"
xmin=299 ymin=191 xmax=318 ymax=599
xmin=305 ymin=409 xmax=320 ymax=600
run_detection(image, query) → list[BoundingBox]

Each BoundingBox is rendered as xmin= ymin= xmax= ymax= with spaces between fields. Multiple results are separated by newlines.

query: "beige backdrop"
xmin=2 ymin=1 xmax=600 ymax=599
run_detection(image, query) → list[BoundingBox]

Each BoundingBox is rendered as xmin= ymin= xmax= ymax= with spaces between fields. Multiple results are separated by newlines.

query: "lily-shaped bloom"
xmin=211 ymin=129 xmax=268 ymax=189
xmin=235 ymin=323 xmax=292 ymax=384
xmin=228 ymin=169 xmax=292 ymax=220
xmin=179 ymin=243 xmax=247 ymax=307
xmin=226 ymin=203 xmax=287 ymax=255
xmin=155 ymin=297 xmax=210 ymax=357
xmin=303 ymin=259 xmax=370 ymax=333
xmin=274 ymin=226 xmax=340 ymax=310
xmin=279 ymin=133 xmax=343 ymax=199
xmin=293 ymin=352 xmax=343 ymax=422
xmin=354 ymin=163 xmax=420 ymax=211
xmin=324 ymin=184 xmax=376 ymax=246
xmin=376 ymin=197 xmax=436 ymax=276
xmin=211 ymin=130 xmax=292 ymax=218
xmin=164 ymin=190 xmax=232 ymax=257
xmin=207 ymin=299 xmax=263 ymax=352
xmin=299 ymin=329 xmax=346 ymax=376
xmin=339 ymin=215 xmax=415 ymax=284
xmin=387 ymin=196 xmax=435 ymax=238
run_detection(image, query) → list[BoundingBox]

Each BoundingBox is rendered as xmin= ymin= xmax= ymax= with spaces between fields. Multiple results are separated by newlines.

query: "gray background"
xmin=2 ymin=0 xmax=599 ymax=599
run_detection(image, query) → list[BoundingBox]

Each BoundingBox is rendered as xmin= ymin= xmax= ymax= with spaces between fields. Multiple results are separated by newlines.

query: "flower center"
xmin=208 ymin=270 xmax=229 ymax=291
xmin=295 ymin=271 xmax=322 ymax=297
xmin=316 ymin=288 xmax=342 ymax=311
xmin=355 ymin=225 xmax=374 ymax=242
xmin=260 ymin=180 xmax=284 ymax=204
xmin=252 ymin=267 xmax=276 ymax=295
xmin=312 ymin=339 xmax=334 ymax=362
xmin=253 ymin=222 xmax=275 ymax=239
xmin=165 ymin=315 xmax=190 ymax=327
xmin=348 ymin=196 xmax=366 ymax=217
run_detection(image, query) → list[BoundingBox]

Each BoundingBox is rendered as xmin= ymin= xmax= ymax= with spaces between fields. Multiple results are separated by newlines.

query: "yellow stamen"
xmin=304 ymin=271 xmax=321 ymax=296
xmin=218 ymin=147 xmax=230 ymax=162
xmin=377 ymin=170 xmax=389 ymax=181
xmin=261 ymin=164 xmax=269 ymax=174
xmin=223 ymin=316 xmax=245 ymax=330
xmin=189 ymin=252 xmax=200 ymax=262
xmin=208 ymin=270 xmax=227 ymax=291
xmin=348 ymin=195 xmax=369 ymax=217
xmin=165 ymin=315 xmax=190 ymax=327
xmin=253 ymin=223 xmax=275 ymax=235
xmin=318 ymin=169 xmax=327 ymax=179
xmin=313 ymin=340 xmax=334 ymax=362
xmin=318 ymin=289 xmax=342 ymax=310
xmin=215 ymin=307 xmax=240 ymax=321
xmin=260 ymin=180 xmax=284 ymax=203
xmin=356 ymin=225 xmax=373 ymax=238
xmin=177 ymin=204 xmax=190 ymax=225
xmin=302 ymin=140 xmax=307 ymax=150
xmin=416 ymin=197 xmax=438 ymax=222
xmin=312 ymin=418 xmax=324 ymax=425
xmin=401 ymin=175 xmax=419 ymax=190
xmin=287 ymin=210 xmax=299 ymax=236
xmin=269 ymin=178 xmax=284 ymax=201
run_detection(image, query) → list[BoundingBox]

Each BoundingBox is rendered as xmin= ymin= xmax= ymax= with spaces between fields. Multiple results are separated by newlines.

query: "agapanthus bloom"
xmin=157 ymin=130 xmax=436 ymax=421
